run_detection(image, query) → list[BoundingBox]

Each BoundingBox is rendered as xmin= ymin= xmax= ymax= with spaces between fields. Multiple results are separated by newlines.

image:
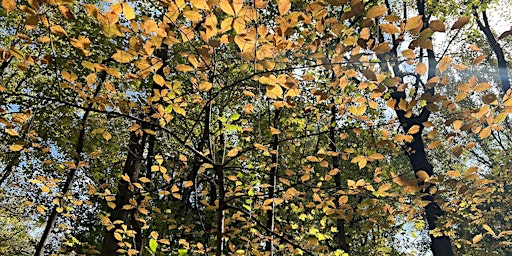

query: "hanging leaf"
xmin=366 ymin=5 xmax=387 ymax=18
xmin=277 ymin=0 xmax=291 ymax=15
xmin=405 ymin=16 xmax=423 ymax=31
xmin=1 ymin=0 xmax=16 ymax=12
xmin=451 ymin=16 xmax=470 ymax=30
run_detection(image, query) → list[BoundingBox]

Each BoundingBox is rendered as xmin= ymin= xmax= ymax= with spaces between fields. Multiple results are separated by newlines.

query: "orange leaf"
xmin=2 ymin=0 xmax=16 ymax=12
xmin=405 ymin=16 xmax=423 ymax=31
xmin=415 ymin=62 xmax=427 ymax=75
xmin=367 ymin=5 xmax=387 ymax=18
xmin=379 ymin=23 xmax=400 ymax=34
xmin=479 ymin=126 xmax=491 ymax=139
xmin=199 ymin=82 xmax=212 ymax=91
xmin=438 ymin=55 xmax=451 ymax=73
xmin=407 ymin=125 xmax=421 ymax=134
xmin=428 ymin=140 xmax=441 ymax=149
xmin=50 ymin=25 xmax=67 ymax=36
xmin=277 ymin=0 xmax=291 ymax=15
xmin=9 ymin=144 xmax=23 ymax=151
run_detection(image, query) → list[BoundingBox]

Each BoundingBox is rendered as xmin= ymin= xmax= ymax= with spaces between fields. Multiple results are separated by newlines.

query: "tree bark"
xmin=475 ymin=10 xmax=510 ymax=93
xmin=330 ymin=105 xmax=348 ymax=252
xmin=265 ymin=109 xmax=280 ymax=254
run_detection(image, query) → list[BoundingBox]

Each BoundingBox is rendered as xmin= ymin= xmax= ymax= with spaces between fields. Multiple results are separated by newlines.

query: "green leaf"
xmin=149 ymin=239 xmax=158 ymax=253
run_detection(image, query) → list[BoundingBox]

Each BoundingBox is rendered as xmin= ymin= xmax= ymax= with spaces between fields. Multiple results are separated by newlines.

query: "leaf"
xmin=437 ymin=55 xmax=451 ymax=73
xmin=114 ymin=232 xmax=123 ymax=241
xmin=472 ymin=234 xmax=483 ymax=244
xmin=10 ymin=144 xmax=23 ymax=151
xmin=338 ymin=196 xmax=348 ymax=204
xmin=103 ymin=131 xmax=112 ymax=141
xmin=407 ymin=125 xmax=421 ymax=134
xmin=270 ymin=126 xmax=281 ymax=135
xmin=6 ymin=129 xmax=19 ymax=136
xmin=149 ymin=239 xmax=158 ymax=253
xmin=175 ymin=64 xmax=194 ymax=72
xmin=199 ymin=82 xmax=212 ymax=91
xmin=429 ymin=20 xmax=445 ymax=32
xmin=151 ymin=75 xmax=165 ymax=87
xmin=379 ymin=24 xmax=400 ymax=34
xmin=474 ymin=83 xmax=491 ymax=92
xmin=358 ymin=158 xmax=367 ymax=169
xmin=479 ymin=126 xmax=491 ymax=139
xmin=227 ymin=148 xmax=239 ymax=157
xmin=219 ymin=0 xmax=234 ymax=15
xmin=453 ymin=120 xmax=462 ymax=132
xmin=451 ymin=16 xmax=470 ymax=30
xmin=183 ymin=181 xmax=193 ymax=188
xmin=367 ymin=5 xmax=387 ymax=18
xmin=415 ymin=62 xmax=427 ymax=75
xmin=190 ymin=0 xmax=210 ymax=10
xmin=2 ymin=0 xmax=16 ymax=12
xmin=277 ymin=0 xmax=291 ymax=16
xmin=405 ymin=16 xmax=423 ymax=31
xmin=372 ymin=42 xmax=390 ymax=54
xmin=482 ymin=224 xmax=495 ymax=236
xmin=41 ymin=185 xmax=50 ymax=193
xmin=50 ymin=25 xmax=67 ymax=36
xmin=122 ymin=3 xmax=135 ymax=20
xmin=416 ymin=171 xmax=429 ymax=181
xmin=473 ymin=54 xmax=487 ymax=65
xmin=112 ymin=49 xmax=136 ymax=63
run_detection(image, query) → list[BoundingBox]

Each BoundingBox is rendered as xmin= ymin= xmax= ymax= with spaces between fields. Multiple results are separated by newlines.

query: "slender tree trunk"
xmin=265 ymin=109 xmax=280 ymax=254
xmin=475 ymin=10 xmax=510 ymax=92
xmin=34 ymin=70 xmax=106 ymax=256
xmin=101 ymin=129 xmax=147 ymax=256
xmin=215 ymin=164 xmax=225 ymax=256
xmin=330 ymin=105 xmax=348 ymax=252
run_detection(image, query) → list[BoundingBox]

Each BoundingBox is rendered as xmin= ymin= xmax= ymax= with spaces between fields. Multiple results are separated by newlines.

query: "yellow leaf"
xmin=103 ymin=131 xmax=112 ymax=141
xmin=270 ymin=126 xmax=281 ymax=135
xmin=6 ymin=129 xmax=19 ymax=136
xmin=190 ymin=0 xmax=210 ymax=10
xmin=482 ymin=224 xmax=495 ymax=236
xmin=306 ymin=156 xmax=320 ymax=162
xmin=107 ymin=202 xmax=116 ymax=209
xmin=472 ymin=234 xmax=483 ymax=244
xmin=367 ymin=5 xmax=387 ymax=18
xmin=41 ymin=185 xmax=50 ymax=193
xmin=277 ymin=0 xmax=291 ymax=15
xmin=183 ymin=181 xmax=193 ymax=188
xmin=175 ymin=64 xmax=194 ymax=72
xmin=122 ymin=3 xmax=135 ymax=20
xmin=453 ymin=120 xmax=463 ymax=132
xmin=199 ymin=82 xmax=212 ymax=91
xmin=407 ymin=125 xmax=421 ymax=134
xmin=438 ymin=55 xmax=452 ymax=73
xmin=254 ymin=143 xmax=267 ymax=151
xmin=358 ymin=158 xmax=367 ymax=169
xmin=114 ymin=232 xmax=123 ymax=241
xmin=184 ymin=10 xmax=202 ymax=22
xmin=479 ymin=126 xmax=491 ymax=139
xmin=368 ymin=153 xmax=384 ymax=160
xmin=112 ymin=49 xmax=136 ymax=63
xmin=451 ymin=16 xmax=470 ymax=30
xmin=2 ymin=0 xmax=16 ymax=12
xmin=219 ymin=0 xmax=234 ymax=15
xmin=153 ymin=74 xmax=165 ymax=86
xmin=405 ymin=16 xmax=423 ymax=31
xmin=266 ymin=84 xmax=283 ymax=99
xmin=227 ymin=148 xmax=239 ymax=157
xmin=139 ymin=177 xmax=150 ymax=183
xmin=50 ymin=25 xmax=67 ymax=36
xmin=474 ymin=83 xmax=490 ymax=92
xmin=338 ymin=195 xmax=348 ymax=204
xmin=10 ymin=144 xmax=23 ymax=151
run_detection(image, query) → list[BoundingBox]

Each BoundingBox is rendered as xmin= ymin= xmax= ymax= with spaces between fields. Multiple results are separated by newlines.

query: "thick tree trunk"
xmin=101 ymin=130 xmax=147 ymax=256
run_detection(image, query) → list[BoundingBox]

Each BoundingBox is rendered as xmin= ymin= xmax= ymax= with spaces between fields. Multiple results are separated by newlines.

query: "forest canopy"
xmin=0 ymin=0 xmax=511 ymax=255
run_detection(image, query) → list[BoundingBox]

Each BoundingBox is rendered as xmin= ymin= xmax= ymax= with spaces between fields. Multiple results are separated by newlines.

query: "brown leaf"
xmin=367 ymin=5 xmax=387 ymax=18
xmin=405 ymin=15 xmax=423 ymax=31
xmin=429 ymin=20 xmax=445 ymax=32
xmin=451 ymin=16 xmax=470 ymax=30
xmin=379 ymin=23 xmax=400 ymax=34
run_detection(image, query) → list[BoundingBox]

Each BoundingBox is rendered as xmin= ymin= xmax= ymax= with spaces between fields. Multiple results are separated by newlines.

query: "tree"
xmin=0 ymin=0 xmax=511 ymax=255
